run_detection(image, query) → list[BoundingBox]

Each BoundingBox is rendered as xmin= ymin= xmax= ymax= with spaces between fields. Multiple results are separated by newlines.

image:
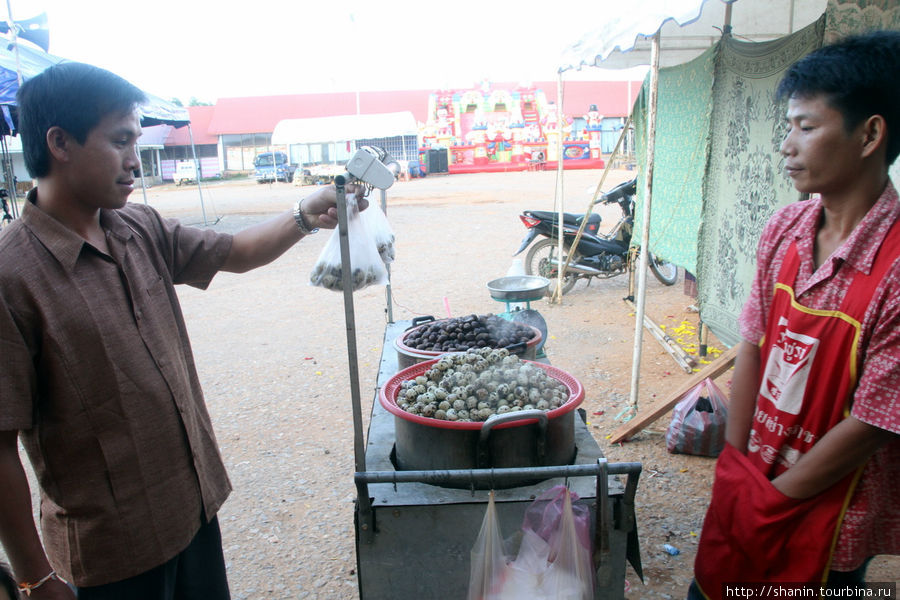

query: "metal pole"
xmin=136 ymin=142 xmax=150 ymax=205
xmin=335 ymin=174 xmax=374 ymax=541
xmin=334 ymin=175 xmax=368 ymax=477
xmin=354 ymin=461 xmax=642 ymax=486
xmin=5 ymin=0 xmax=23 ymax=219
xmin=627 ymin=31 xmax=661 ymax=418
xmin=187 ymin=124 xmax=209 ymax=225
xmin=554 ymin=114 xmax=633 ymax=300
xmin=5 ymin=0 xmax=23 ymax=86
xmin=1 ymin=135 xmax=19 ymax=218
xmin=552 ymin=71 xmax=565 ymax=304
xmin=381 ymin=187 xmax=394 ymax=324
xmin=724 ymin=0 xmax=734 ymax=34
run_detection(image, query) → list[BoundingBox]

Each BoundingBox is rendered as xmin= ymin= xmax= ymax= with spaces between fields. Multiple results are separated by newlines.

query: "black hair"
xmin=16 ymin=62 xmax=147 ymax=178
xmin=777 ymin=30 xmax=900 ymax=166
xmin=0 ymin=561 xmax=16 ymax=600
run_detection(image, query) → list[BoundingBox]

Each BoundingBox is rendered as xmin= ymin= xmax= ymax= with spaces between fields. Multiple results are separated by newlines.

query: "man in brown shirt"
xmin=0 ymin=63 xmax=364 ymax=599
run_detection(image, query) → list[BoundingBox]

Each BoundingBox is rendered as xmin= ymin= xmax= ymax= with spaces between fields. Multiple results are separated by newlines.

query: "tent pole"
xmin=627 ymin=31 xmax=661 ymax=418
xmin=1 ymin=135 xmax=19 ymax=218
xmin=136 ymin=142 xmax=150 ymax=205
xmin=553 ymin=114 xmax=633 ymax=304
xmin=552 ymin=71 xmax=566 ymax=304
xmin=5 ymin=0 xmax=23 ymax=86
xmin=724 ymin=0 xmax=734 ymax=34
xmin=187 ymin=124 xmax=209 ymax=225
xmin=381 ymin=187 xmax=394 ymax=324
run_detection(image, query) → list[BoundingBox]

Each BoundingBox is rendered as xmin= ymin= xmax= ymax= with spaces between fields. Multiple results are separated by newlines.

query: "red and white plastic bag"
xmin=666 ymin=377 xmax=729 ymax=457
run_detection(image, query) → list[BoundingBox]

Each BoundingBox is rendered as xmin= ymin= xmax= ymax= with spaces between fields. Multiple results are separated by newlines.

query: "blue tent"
xmin=0 ymin=41 xmax=65 ymax=105
xmin=0 ymin=40 xmax=205 ymax=221
xmin=0 ymin=41 xmax=190 ymax=133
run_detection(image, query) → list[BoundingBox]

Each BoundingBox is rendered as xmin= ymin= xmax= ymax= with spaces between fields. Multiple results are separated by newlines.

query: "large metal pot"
xmin=379 ymin=359 xmax=584 ymax=488
xmin=394 ymin=315 xmax=543 ymax=370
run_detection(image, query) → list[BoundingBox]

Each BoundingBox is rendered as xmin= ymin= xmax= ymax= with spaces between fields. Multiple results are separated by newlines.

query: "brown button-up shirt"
xmin=0 ymin=192 xmax=233 ymax=586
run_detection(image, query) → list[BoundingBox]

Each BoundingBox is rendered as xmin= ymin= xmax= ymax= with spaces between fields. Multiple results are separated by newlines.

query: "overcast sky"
xmin=6 ymin=0 xmax=646 ymax=104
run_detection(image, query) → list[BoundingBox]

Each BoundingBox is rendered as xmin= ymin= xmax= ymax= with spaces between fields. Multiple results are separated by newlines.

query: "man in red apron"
xmin=691 ymin=31 xmax=900 ymax=599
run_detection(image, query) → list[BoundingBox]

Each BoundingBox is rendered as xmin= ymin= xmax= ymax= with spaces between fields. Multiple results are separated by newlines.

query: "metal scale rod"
xmin=333 ymin=146 xmax=402 ymax=542
xmin=334 ymin=175 xmax=367 ymax=477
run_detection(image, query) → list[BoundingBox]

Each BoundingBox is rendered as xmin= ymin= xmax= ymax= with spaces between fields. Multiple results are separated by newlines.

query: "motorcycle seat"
xmin=527 ymin=210 xmax=601 ymax=230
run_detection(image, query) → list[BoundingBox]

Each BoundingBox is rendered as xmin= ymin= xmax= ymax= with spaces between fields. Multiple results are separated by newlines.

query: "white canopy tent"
xmin=557 ymin=0 xmax=827 ymax=415
xmin=559 ymin=0 xmax=825 ymax=71
xmin=272 ymin=111 xmax=418 ymax=145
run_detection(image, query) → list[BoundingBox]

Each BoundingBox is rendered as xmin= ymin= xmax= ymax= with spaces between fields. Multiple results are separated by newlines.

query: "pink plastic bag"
xmin=666 ymin=377 xmax=729 ymax=457
xmin=497 ymin=486 xmax=594 ymax=600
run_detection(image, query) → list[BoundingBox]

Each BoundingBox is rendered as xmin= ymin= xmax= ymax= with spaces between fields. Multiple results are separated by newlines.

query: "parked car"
xmin=254 ymin=151 xmax=295 ymax=183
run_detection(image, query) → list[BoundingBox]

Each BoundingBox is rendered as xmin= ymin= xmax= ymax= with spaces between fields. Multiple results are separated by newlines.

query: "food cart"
xmin=329 ymin=151 xmax=643 ymax=599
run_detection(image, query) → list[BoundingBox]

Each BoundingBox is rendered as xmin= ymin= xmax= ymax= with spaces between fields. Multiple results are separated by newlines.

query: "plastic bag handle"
xmin=476 ymin=409 xmax=548 ymax=469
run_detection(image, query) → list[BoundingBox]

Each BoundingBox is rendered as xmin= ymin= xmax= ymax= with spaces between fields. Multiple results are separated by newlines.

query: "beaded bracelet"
xmin=18 ymin=570 xmax=63 ymax=596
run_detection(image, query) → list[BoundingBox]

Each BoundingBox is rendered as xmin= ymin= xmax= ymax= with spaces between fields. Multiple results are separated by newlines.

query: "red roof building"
xmin=201 ymin=81 xmax=641 ymax=136
xmin=162 ymin=79 xmax=643 ymax=176
xmin=165 ymin=105 xmax=218 ymax=145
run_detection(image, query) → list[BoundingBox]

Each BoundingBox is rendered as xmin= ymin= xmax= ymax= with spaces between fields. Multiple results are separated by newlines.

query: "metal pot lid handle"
xmin=407 ymin=315 xmax=436 ymax=330
xmin=476 ymin=409 xmax=548 ymax=469
xmin=504 ymin=340 xmax=528 ymax=355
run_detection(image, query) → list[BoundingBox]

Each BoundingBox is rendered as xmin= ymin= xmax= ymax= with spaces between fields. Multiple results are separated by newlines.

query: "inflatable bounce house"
xmin=419 ymin=83 xmax=605 ymax=174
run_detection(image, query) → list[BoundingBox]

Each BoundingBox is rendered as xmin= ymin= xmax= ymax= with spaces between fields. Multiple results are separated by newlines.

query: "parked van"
xmin=174 ymin=160 xmax=199 ymax=186
xmin=254 ymin=151 xmax=294 ymax=183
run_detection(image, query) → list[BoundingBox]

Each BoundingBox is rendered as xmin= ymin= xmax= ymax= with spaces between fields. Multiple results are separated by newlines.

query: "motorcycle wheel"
xmin=524 ymin=238 xmax=579 ymax=295
xmin=648 ymin=252 xmax=679 ymax=286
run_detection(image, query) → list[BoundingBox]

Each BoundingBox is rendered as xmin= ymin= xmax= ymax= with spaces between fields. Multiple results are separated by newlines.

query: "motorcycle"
xmin=514 ymin=178 xmax=679 ymax=295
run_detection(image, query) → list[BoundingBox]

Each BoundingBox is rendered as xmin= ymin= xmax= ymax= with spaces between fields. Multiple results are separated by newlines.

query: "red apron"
xmin=695 ymin=220 xmax=900 ymax=599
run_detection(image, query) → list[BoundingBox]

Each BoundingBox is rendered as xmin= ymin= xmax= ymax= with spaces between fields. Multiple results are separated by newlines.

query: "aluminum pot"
xmin=394 ymin=315 xmax=543 ymax=370
xmin=379 ymin=359 xmax=584 ymax=489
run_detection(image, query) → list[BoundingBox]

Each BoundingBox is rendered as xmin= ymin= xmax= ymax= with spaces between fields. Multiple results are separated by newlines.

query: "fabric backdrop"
xmin=695 ymin=17 xmax=825 ymax=347
xmin=623 ymin=0 xmax=896 ymax=347
xmin=632 ymin=44 xmax=716 ymax=275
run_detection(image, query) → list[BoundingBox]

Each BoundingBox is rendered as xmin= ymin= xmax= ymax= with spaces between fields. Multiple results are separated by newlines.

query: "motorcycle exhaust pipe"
xmin=548 ymin=258 xmax=604 ymax=276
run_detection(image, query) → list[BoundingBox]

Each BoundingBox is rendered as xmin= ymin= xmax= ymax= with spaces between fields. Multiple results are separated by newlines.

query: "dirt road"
xmin=8 ymin=169 xmax=898 ymax=598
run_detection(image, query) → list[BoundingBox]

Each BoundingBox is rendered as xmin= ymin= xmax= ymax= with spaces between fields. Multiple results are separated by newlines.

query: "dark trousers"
xmin=76 ymin=517 xmax=230 ymax=600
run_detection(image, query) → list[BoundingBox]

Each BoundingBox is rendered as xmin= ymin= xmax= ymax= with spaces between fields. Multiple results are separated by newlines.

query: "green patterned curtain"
xmin=629 ymin=2 xmax=897 ymax=347
xmin=696 ymin=17 xmax=826 ymax=347
xmin=632 ymin=44 xmax=716 ymax=274
xmin=826 ymin=0 xmax=900 ymax=41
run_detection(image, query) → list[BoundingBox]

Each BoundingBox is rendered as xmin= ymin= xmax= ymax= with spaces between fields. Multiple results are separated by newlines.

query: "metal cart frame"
xmin=332 ymin=176 xmax=643 ymax=599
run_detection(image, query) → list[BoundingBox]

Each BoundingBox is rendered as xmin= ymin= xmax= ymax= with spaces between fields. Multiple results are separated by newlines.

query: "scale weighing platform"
xmin=487 ymin=275 xmax=552 ymax=358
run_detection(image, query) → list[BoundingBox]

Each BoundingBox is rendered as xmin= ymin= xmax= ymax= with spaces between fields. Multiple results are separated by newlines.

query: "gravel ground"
xmin=6 ymin=170 xmax=898 ymax=598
